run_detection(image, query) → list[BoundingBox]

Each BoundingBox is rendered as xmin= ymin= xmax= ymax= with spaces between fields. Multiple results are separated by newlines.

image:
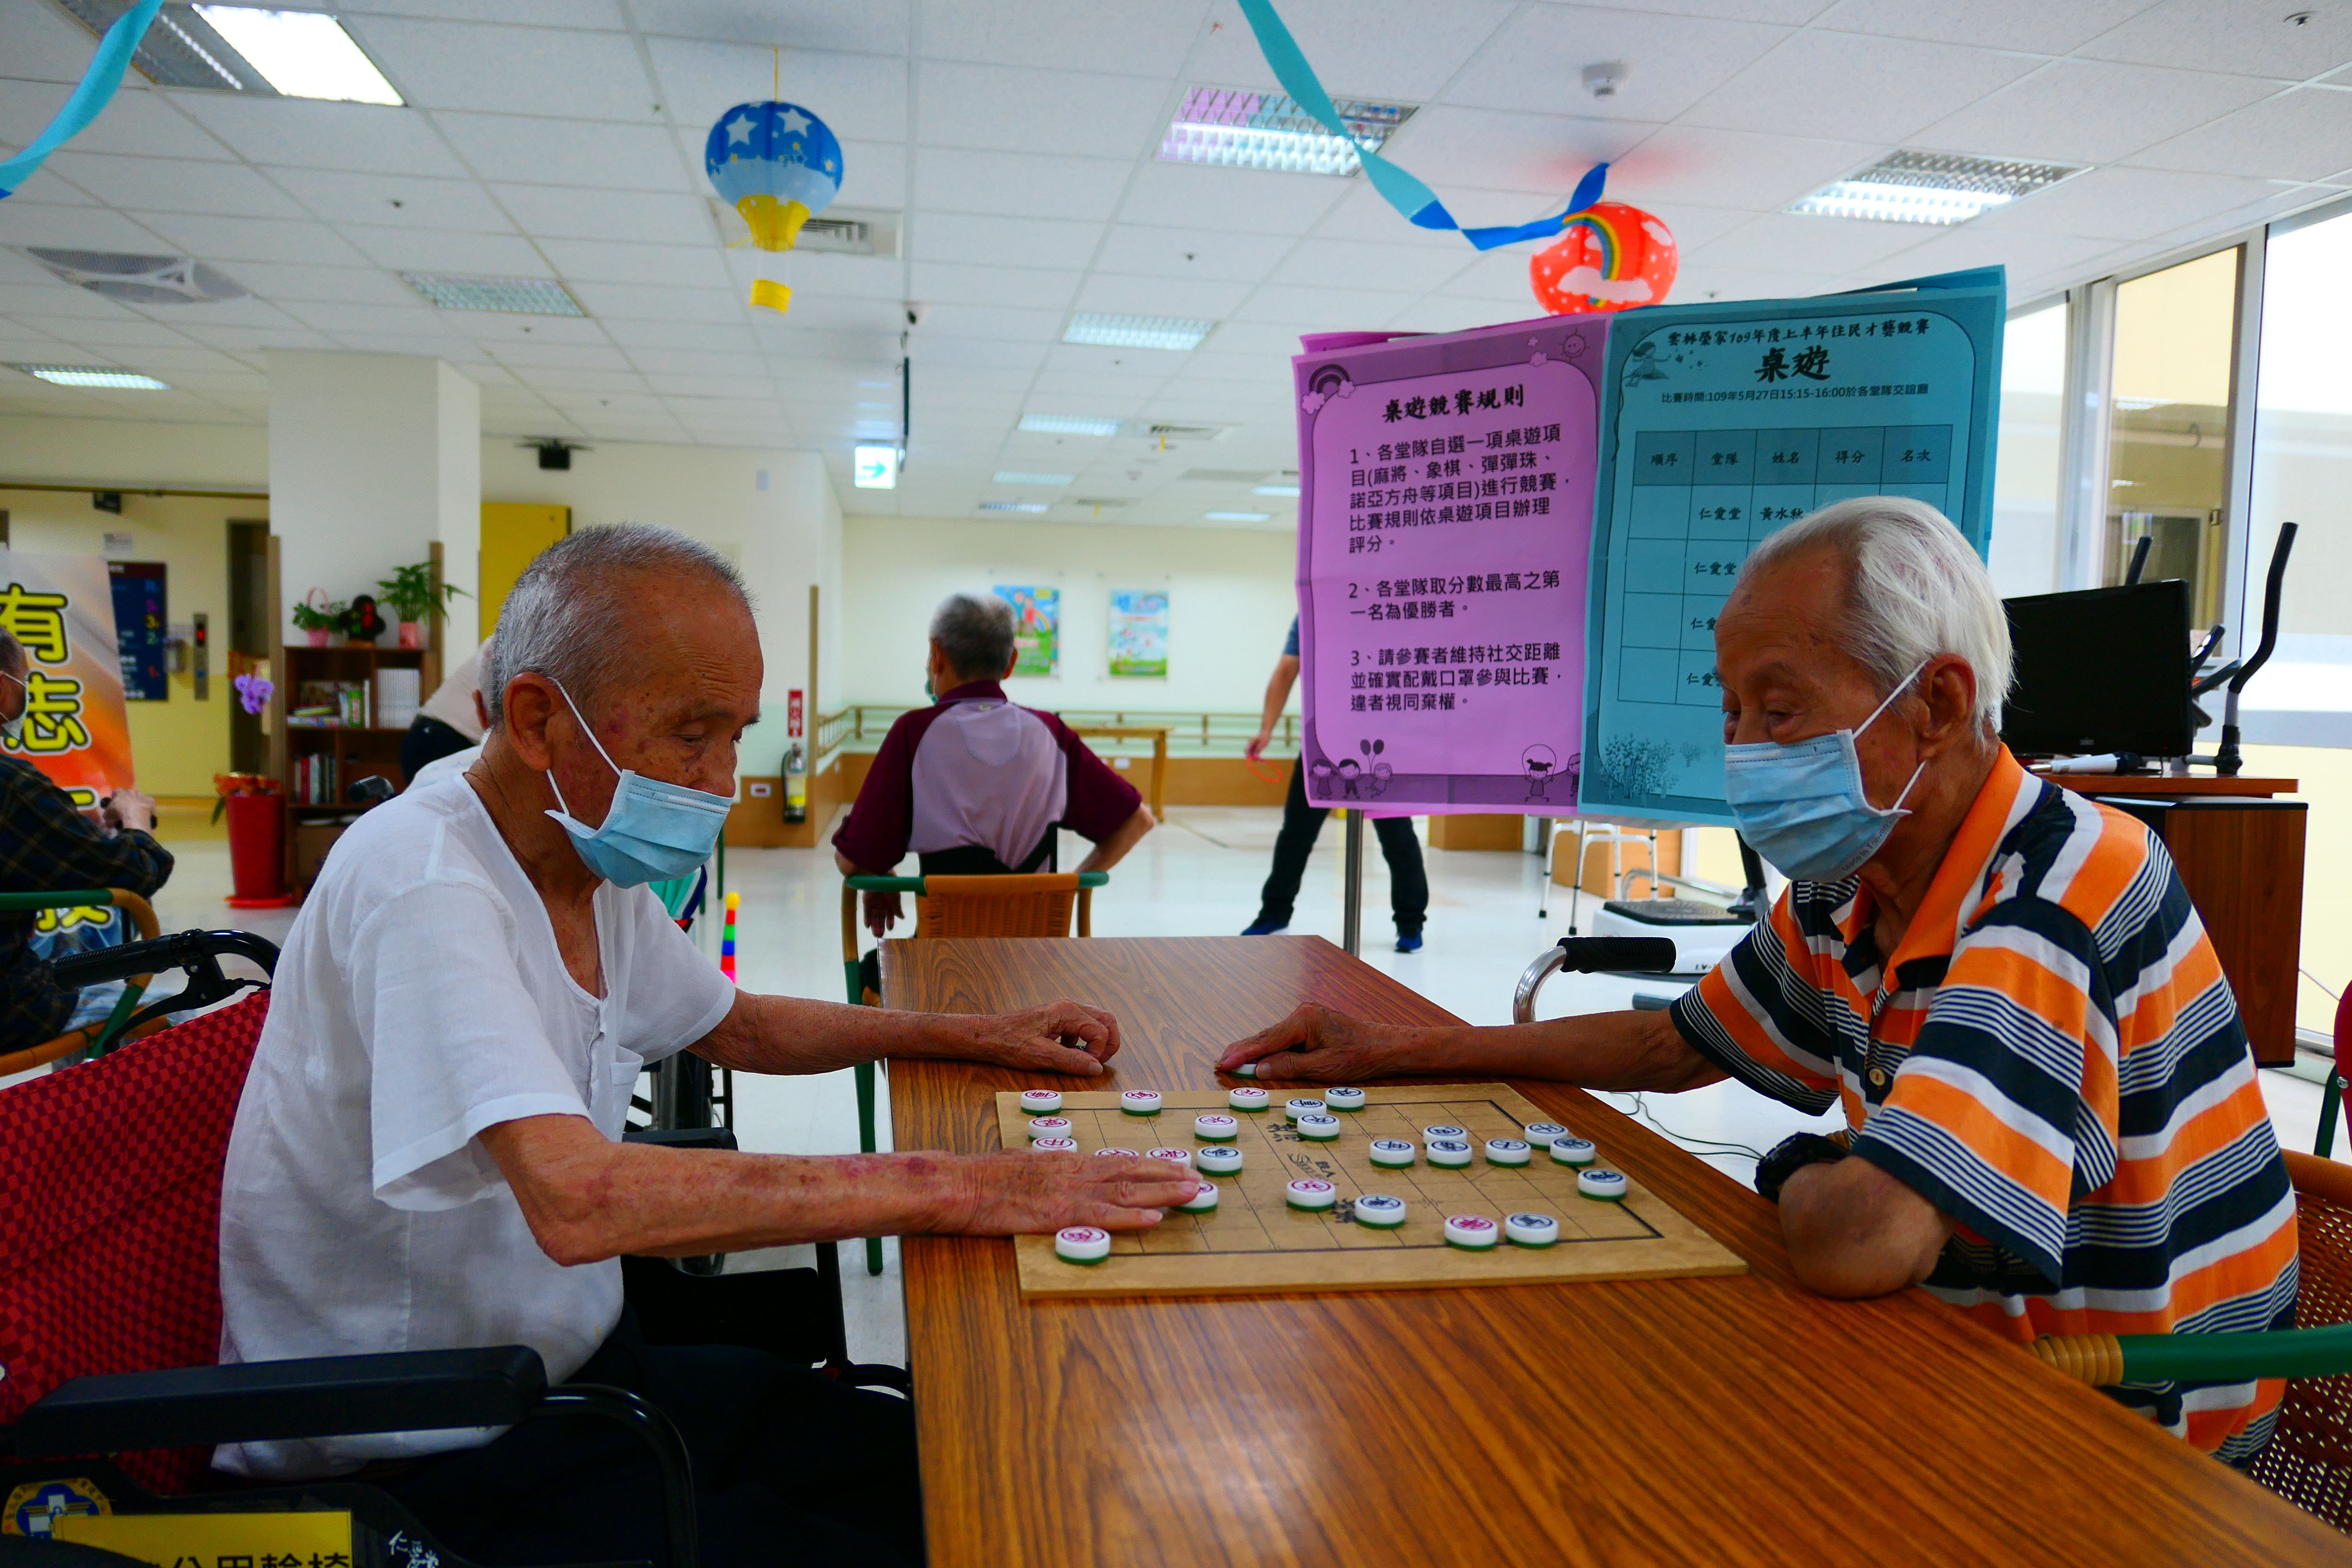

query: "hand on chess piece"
xmin=1218 ymin=1001 xmax=1424 ymax=1082
xmin=939 ymin=1148 xmax=1197 ymax=1235
xmin=952 ymin=997 xmax=1124 ymax=1076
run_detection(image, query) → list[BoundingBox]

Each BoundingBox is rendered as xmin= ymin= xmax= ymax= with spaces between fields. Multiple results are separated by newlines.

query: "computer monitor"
xmin=2002 ymin=580 xmax=2194 ymax=759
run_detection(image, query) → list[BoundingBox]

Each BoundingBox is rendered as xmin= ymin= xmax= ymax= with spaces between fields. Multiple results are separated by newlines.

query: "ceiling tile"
xmin=919 ymin=0 xmax=1209 ymax=77
xmin=130 ymin=214 xmax=369 ymax=265
xmin=269 ymin=168 xmax=518 ymax=231
xmin=1968 ymin=165 xmax=2284 ymax=239
xmin=1305 ymin=183 xmax=1559 ymax=246
xmin=0 ymin=203 xmax=176 ymax=252
xmin=0 ymin=0 xmax=126 ymax=81
xmin=564 ymin=281 xmax=746 ymax=321
xmin=1687 ymin=211 xmax=1948 ymax=275
xmin=1680 ymin=31 xmax=2040 ymax=142
xmin=0 ymin=280 xmax=139 ymax=321
xmin=340 ymin=0 xmax=628 ymax=24
xmin=490 ymin=184 xmax=710 ymax=242
xmin=646 ymin=39 xmax=910 ymax=145
xmin=173 ymin=96 xmax=470 ymax=177
xmin=340 ymin=226 xmax=550 ymax=273
xmin=906 ymin=261 xmax=1082 ymax=307
xmin=2125 ymin=87 xmax=2352 ymax=182
xmin=434 ymin=113 xmax=693 ymax=190
xmin=1608 ymin=124 xmax=1880 ymax=211
xmin=1071 ymin=273 xmax=1252 ymax=317
xmin=28 ymin=316 xmax=199 ymax=347
xmin=621 ymin=348 xmax=764 ymax=376
xmin=1862 ymin=227 xmax=2119 ymax=283
xmin=352 ymin=17 xmax=660 ymax=119
xmin=43 ymin=153 xmax=308 ymax=220
xmin=912 ymin=150 xmax=1133 ymax=222
xmin=1376 ymin=107 xmax=1651 ymax=202
xmin=484 ymin=340 xmax=633 ymax=370
xmin=2074 ymin=0 xmax=2352 ymax=79
xmin=277 ymin=300 xmax=445 ymax=335
xmin=1813 ymin=0 xmax=2159 ymax=52
xmin=537 ymin=238 xmax=733 ymax=286
xmin=1091 ymin=223 xmax=1297 ymax=281
xmin=628 ymin=0 xmax=909 ymax=53
xmin=1444 ymin=6 xmax=1790 ymax=121
xmin=760 ymin=252 xmax=906 ymax=301
xmin=916 ymin=62 xmax=1173 ymax=158
xmin=1185 ymin=0 xmax=1517 ymax=101
xmin=1911 ymin=60 xmax=2284 ymax=165
xmin=644 ymin=373 xmax=774 ymax=398
xmin=914 ymin=303 xmax=1066 ymax=342
xmin=911 ymin=212 xmax=1105 ymax=270
xmin=0 ymin=86 xmax=232 ymax=162
xmin=1117 ymin=161 xmax=1349 ymax=236
xmin=600 ymin=318 xmax=759 ymax=349
xmin=1267 ymin=237 xmax=1470 ymax=294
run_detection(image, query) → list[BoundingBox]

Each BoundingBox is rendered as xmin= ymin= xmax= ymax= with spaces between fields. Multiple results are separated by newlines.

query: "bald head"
xmin=483 ymin=524 xmax=752 ymax=727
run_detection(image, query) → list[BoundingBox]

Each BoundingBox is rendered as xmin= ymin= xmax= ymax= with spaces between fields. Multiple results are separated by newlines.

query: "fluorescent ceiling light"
xmin=1019 ymin=413 xmax=1121 ymax=436
xmin=1789 ymin=150 xmax=2080 ymax=226
xmin=1159 ymin=86 xmax=1414 ymax=177
xmin=1204 ymin=510 xmax=1271 ymax=522
xmin=980 ymin=501 xmax=1050 ymax=514
xmin=2114 ymin=397 xmax=2173 ymax=412
xmin=12 ymin=364 xmax=169 ymax=389
xmin=852 ymin=444 xmax=900 ymax=490
xmin=401 ymin=272 xmax=585 ymax=316
xmin=994 ymin=472 xmax=1074 ymax=485
xmin=1064 ymin=313 xmax=1214 ymax=352
xmin=1253 ymin=483 xmax=1301 ymax=497
xmin=192 ymin=6 xmax=403 ymax=104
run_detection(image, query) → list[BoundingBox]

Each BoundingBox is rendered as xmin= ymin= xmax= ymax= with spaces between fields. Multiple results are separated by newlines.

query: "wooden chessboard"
xmin=1003 ymin=1085 xmax=1747 ymax=1299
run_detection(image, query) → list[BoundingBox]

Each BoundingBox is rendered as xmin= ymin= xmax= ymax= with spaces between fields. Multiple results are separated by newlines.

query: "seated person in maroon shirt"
xmin=833 ymin=594 xmax=1155 ymax=977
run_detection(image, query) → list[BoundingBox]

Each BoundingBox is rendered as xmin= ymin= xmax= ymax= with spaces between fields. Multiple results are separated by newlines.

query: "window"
xmin=2104 ymin=248 xmax=2243 ymax=626
xmin=1988 ymin=303 xmax=2066 ymax=596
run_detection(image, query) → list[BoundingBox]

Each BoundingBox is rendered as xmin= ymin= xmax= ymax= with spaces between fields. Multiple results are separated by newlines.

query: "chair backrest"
xmin=0 ymin=992 xmax=271 ymax=1494
xmin=2248 ymin=1150 xmax=2352 ymax=1529
xmin=914 ymin=873 xmax=1085 ymax=940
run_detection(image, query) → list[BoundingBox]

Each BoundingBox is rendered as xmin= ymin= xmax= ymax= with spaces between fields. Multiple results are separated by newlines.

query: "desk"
xmin=1068 ymin=724 xmax=1170 ymax=820
xmin=2036 ymin=773 xmax=2306 ymax=1065
xmin=883 ymin=934 xmax=2346 ymax=1566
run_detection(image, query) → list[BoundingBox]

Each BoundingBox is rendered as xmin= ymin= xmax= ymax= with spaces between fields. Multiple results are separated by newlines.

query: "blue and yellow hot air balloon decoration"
xmin=706 ymin=99 xmax=842 ymax=316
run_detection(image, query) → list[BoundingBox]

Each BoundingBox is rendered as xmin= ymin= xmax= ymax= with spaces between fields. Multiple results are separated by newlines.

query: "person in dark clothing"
xmin=1242 ymin=618 xmax=1428 ymax=952
xmin=0 ymin=630 xmax=174 ymax=1053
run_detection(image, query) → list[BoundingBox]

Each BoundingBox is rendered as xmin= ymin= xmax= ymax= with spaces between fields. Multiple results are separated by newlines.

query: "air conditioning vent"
xmin=22 ymin=247 xmax=247 ymax=304
xmin=1062 ymin=497 xmax=1133 ymax=511
xmin=49 ymin=0 xmax=270 ymax=91
xmin=707 ymin=200 xmax=901 ymax=258
xmin=1179 ymin=467 xmax=1271 ymax=483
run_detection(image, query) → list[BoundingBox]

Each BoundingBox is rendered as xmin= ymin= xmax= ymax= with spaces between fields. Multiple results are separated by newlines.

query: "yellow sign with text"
xmin=53 ymin=1509 xmax=354 ymax=1565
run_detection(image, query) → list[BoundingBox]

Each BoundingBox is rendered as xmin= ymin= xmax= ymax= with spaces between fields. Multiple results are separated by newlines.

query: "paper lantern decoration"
xmin=705 ymin=99 xmax=843 ymax=316
xmin=1528 ymin=202 xmax=1678 ymax=315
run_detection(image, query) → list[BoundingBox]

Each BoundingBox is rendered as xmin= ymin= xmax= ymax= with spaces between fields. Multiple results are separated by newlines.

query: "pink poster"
xmin=1293 ymin=315 xmax=1604 ymax=814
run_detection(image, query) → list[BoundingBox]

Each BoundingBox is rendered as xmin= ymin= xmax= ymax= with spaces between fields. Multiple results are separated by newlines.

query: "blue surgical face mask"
xmin=1722 ymin=665 xmax=1928 ymax=883
xmin=542 ymin=681 xmax=732 ymax=887
xmin=0 ymin=668 xmax=24 ymax=746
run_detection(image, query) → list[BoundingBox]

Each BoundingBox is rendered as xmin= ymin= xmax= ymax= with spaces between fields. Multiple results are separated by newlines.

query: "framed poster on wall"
xmin=1108 ymin=589 xmax=1169 ymax=677
xmin=108 ymin=560 xmax=168 ymax=701
xmin=994 ymin=585 xmax=1060 ymax=677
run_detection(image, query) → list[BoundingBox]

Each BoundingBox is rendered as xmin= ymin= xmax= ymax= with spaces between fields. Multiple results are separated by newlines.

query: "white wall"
xmin=841 ymin=515 xmax=1300 ymax=714
xmin=482 ymin=442 xmax=842 ymax=774
xmin=0 ymin=415 xmax=265 ymax=487
xmin=269 ymin=352 xmax=481 ymax=646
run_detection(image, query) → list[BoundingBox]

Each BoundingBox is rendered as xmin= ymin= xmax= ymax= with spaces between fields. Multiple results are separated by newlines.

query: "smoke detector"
xmin=1581 ymin=61 xmax=1626 ymax=100
xmin=21 ymin=248 xmax=246 ymax=304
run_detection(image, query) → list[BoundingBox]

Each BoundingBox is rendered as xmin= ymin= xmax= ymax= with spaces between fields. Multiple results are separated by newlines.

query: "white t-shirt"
xmin=214 ymin=775 xmax=734 ymax=1480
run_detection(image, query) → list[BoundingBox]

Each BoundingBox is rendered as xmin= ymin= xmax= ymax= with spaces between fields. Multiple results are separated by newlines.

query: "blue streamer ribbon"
xmin=1232 ymin=0 xmax=1604 ymax=250
xmin=0 ymin=0 xmax=165 ymax=200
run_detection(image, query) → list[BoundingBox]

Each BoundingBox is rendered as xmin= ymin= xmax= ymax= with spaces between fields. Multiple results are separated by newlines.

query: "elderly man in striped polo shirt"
xmin=1222 ymin=496 xmax=2298 ymax=1462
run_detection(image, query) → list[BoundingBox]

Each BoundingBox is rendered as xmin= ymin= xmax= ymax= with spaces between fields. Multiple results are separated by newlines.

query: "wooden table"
xmin=884 ymin=935 xmax=2349 ymax=1567
xmin=1068 ymin=724 xmax=1170 ymax=819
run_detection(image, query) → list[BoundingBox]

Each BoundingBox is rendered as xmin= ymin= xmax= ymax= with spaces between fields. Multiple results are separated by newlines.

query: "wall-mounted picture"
xmin=994 ymin=584 xmax=1059 ymax=676
xmin=1108 ymin=589 xmax=1169 ymax=678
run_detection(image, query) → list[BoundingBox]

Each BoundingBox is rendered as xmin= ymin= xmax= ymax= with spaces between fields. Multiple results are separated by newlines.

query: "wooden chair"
xmin=0 ymin=888 xmax=162 ymax=1076
xmin=837 ymin=870 xmax=1107 ymax=1274
xmin=2030 ymin=1150 xmax=2352 ymax=1529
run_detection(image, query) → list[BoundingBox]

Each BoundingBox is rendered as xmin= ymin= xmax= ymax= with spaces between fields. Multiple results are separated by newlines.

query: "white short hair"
xmin=1737 ymin=496 xmax=2012 ymax=730
xmin=482 ymin=523 xmax=748 ymax=725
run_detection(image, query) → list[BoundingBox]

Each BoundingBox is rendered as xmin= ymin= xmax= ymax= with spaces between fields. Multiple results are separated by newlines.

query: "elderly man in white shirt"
xmin=216 ymin=524 xmax=1196 ymax=1568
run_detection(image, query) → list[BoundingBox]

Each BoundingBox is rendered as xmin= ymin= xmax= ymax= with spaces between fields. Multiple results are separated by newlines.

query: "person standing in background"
xmin=1241 ymin=617 xmax=1427 ymax=952
xmin=401 ymin=638 xmax=490 ymax=784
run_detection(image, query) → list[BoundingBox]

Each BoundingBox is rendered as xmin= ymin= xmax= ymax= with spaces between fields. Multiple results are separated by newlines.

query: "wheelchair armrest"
xmin=51 ymin=929 xmax=281 ymax=989
xmin=11 ymin=1345 xmax=546 ymax=1457
xmin=623 ymin=1127 xmax=739 ymax=1152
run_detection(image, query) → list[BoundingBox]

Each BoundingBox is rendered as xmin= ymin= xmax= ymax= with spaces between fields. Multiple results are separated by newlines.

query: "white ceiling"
xmin=2 ymin=0 xmax=2350 ymax=530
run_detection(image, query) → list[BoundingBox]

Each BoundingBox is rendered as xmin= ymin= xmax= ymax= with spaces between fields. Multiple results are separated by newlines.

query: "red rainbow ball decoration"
xmin=1529 ymin=201 xmax=1678 ymax=315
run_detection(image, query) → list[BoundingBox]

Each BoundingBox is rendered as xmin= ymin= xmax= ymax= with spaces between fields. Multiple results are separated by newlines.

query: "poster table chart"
xmin=882 ymin=935 xmax=2343 ymax=1568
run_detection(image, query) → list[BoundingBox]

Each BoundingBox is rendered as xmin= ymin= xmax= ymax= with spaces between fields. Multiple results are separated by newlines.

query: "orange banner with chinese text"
xmin=0 ymin=551 xmax=134 ymax=807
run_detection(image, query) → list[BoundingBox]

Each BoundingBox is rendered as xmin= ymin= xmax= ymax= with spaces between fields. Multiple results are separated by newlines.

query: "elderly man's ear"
xmin=500 ymin=676 xmax=562 ymax=771
xmin=1914 ymin=655 xmax=1982 ymax=754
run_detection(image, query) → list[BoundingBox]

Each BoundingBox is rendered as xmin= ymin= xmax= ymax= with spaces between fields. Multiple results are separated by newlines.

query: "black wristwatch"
xmin=1755 ymin=1133 xmax=1848 ymax=1203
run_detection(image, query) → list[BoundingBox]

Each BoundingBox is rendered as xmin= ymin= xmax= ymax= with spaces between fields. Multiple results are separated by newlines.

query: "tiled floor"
xmin=140 ymin=805 xmax=2337 ymax=1369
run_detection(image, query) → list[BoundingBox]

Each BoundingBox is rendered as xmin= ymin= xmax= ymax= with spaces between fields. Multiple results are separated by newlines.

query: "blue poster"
xmin=107 ymin=560 xmax=166 ymax=701
xmin=1577 ymin=269 xmax=2006 ymax=824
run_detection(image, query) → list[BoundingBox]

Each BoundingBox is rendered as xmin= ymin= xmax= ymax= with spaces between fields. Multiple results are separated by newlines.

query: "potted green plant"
xmin=290 ymin=591 xmax=346 ymax=648
xmin=377 ymin=561 xmax=470 ymax=649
